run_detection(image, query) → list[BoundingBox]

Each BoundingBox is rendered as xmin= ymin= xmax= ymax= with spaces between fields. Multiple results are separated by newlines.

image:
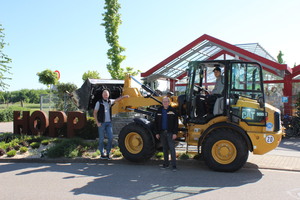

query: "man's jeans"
xmin=98 ymin=122 xmax=113 ymax=156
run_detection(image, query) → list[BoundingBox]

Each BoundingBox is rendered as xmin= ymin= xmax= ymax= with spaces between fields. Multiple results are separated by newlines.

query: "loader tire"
xmin=202 ymin=128 xmax=249 ymax=172
xmin=118 ymin=122 xmax=155 ymax=162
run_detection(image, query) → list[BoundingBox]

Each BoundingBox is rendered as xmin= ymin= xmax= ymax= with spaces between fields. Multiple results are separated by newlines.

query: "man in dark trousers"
xmin=155 ymin=96 xmax=179 ymax=171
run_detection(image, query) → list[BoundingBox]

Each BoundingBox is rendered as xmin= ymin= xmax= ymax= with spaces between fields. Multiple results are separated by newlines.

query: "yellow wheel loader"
xmin=109 ymin=60 xmax=283 ymax=172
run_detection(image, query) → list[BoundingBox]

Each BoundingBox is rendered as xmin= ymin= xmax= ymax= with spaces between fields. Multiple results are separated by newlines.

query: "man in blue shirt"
xmin=155 ymin=96 xmax=178 ymax=171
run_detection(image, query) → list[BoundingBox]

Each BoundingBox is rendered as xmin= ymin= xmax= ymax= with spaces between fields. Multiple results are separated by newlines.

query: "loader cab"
xmin=185 ymin=60 xmax=266 ymax=125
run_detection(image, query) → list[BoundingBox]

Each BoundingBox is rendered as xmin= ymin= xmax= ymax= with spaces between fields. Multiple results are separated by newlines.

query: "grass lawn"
xmin=0 ymin=102 xmax=40 ymax=112
xmin=0 ymin=103 xmax=41 ymax=122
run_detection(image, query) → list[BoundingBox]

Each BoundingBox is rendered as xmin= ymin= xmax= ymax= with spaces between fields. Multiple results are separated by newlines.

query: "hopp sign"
xmin=13 ymin=111 xmax=87 ymax=138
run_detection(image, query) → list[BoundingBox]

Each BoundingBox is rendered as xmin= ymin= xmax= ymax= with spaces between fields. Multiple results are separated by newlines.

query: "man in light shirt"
xmin=93 ymin=89 xmax=129 ymax=159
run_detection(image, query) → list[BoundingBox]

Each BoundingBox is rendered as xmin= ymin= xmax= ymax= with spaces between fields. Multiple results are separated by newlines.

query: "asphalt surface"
xmin=1 ymin=122 xmax=300 ymax=172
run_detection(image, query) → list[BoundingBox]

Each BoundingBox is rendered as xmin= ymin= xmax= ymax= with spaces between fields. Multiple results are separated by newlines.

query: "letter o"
xmin=29 ymin=111 xmax=49 ymax=135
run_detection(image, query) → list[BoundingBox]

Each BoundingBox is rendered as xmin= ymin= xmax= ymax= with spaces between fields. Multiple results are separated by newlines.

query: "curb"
xmin=1 ymin=157 xmax=299 ymax=172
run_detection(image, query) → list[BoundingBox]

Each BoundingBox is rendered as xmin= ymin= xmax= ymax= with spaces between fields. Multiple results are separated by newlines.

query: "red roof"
xmin=141 ymin=34 xmax=291 ymax=82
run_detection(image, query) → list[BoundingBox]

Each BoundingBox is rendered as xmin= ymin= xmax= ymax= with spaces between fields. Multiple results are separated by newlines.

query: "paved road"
xmin=0 ymin=161 xmax=300 ymax=200
xmin=1 ymin=121 xmax=300 ymax=171
xmin=0 ymin=121 xmax=13 ymax=133
xmin=247 ymin=137 xmax=300 ymax=171
xmin=1 ymin=122 xmax=300 ymax=199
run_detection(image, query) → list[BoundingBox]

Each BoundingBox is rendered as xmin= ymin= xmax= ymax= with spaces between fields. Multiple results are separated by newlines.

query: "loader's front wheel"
xmin=202 ymin=128 xmax=249 ymax=172
xmin=119 ymin=122 xmax=155 ymax=162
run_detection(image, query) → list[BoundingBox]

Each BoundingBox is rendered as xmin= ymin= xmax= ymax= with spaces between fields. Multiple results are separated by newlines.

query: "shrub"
xmin=91 ymin=150 xmax=100 ymax=158
xmin=178 ymin=153 xmax=190 ymax=160
xmin=64 ymin=145 xmax=88 ymax=158
xmin=56 ymin=124 xmax=68 ymax=138
xmin=30 ymin=142 xmax=41 ymax=149
xmin=0 ymin=148 xmax=5 ymax=156
xmin=19 ymin=141 xmax=29 ymax=147
xmin=13 ymin=144 xmax=21 ymax=151
xmin=6 ymin=146 xmax=14 ymax=152
xmin=27 ymin=136 xmax=43 ymax=144
xmin=6 ymin=150 xmax=17 ymax=157
xmin=85 ymin=140 xmax=98 ymax=150
xmin=18 ymin=135 xmax=32 ymax=146
xmin=154 ymin=152 xmax=164 ymax=159
xmin=50 ymin=138 xmax=62 ymax=144
xmin=0 ymin=141 xmax=5 ymax=148
xmin=68 ymin=148 xmax=79 ymax=158
xmin=91 ymin=152 xmax=99 ymax=158
xmin=0 ymin=107 xmax=28 ymax=122
xmin=64 ymin=143 xmax=79 ymax=158
xmin=0 ymin=133 xmax=15 ymax=143
xmin=112 ymin=148 xmax=122 ymax=158
xmin=0 ymin=142 xmax=8 ymax=151
xmin=76 ymin=117 xmax=98 ymax=139
xmin=193 ymin=154 xmax=203 ymax=160
xmin=20 ymin=146 xmax=28 ymax=153
xmin=46 ymin=138 xmax=85 ymax=158
xmin=76 ymin=145 xmax=88 ymax=155
xmin=0 ymin=107 xmax=14 ymax=122
xmin=66 ymin=145 xmax=89 ymax=158
xmin=41 ymin=140 xmax=49 ymax=145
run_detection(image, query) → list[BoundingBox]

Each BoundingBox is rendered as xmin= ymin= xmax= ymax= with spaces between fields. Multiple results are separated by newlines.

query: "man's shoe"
xmin=161 ymin=164 xmax=169 ymax=169
xmin=172 ymin=166 xmax=177 ymax=172
xmin=100 ymin=155 xmax=108 ymax=160
xmin=106 ymin=155 xmax=112 ymax=160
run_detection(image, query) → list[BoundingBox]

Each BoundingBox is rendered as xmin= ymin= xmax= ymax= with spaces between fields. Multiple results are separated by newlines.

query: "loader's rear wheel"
xmin=202 ymin=128 xmax=248 ymax=172
xmin=118 ymin=122 xmax=155 ymax=162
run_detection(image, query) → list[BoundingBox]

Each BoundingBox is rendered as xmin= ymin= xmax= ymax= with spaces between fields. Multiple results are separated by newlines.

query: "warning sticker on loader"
xmin=266 ymin=122 xmax=273 ymax=131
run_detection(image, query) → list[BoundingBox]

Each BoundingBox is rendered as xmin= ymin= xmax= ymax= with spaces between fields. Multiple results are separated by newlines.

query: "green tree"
xmin=101 ymin=0 xmax=139 ymax=79
xmin=37 ymin=69 xmax=58 ymax=110
xmin=54 ymin=82 xmax=78 ymax=112
xmin=6 ymin=89 xmax=48 ymax=104
xmin=8 ymin=90 xmax=28 ymax=107
xmin=0 ymin=91 xmax=6 ymax=103
xmin=0 ymin=24 xmax=12 ymax=90
xmin=37 ymin=69 xmax=58 ymax=87
xmin=17 ymin=89 xmax=28 ymax=107
xmin=55 ymin=82 xmax=77 ymax=97
xmin=27 ymin=90 xmax=41 ymax=103
xmin=82 ymin=70 xmax=100 ymax=81
xmin=277 ymin=50 xmax=285 ymax=64
xmin=118 ymin=67 xmax=141 ymax=80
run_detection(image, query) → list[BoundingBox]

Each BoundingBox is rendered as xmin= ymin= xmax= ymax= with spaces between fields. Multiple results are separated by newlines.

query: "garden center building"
xmin=141 ymin=34 xmax=300 ymax=116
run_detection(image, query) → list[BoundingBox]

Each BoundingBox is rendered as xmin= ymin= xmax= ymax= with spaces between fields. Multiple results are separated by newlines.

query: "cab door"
xmin=227 ymin=62 xmax=266 ymax=126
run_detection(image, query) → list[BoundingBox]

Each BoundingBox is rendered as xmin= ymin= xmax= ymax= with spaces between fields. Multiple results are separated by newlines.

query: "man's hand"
xmin=172 ymin=134 xmax=177 ymax=140
xmin=97 ymin=122 xmax=102 ymax=127
xmin=156 ymin=134 xmax=160 ymax=140
xmin=116 ymin=95 xmax=130 ymax=103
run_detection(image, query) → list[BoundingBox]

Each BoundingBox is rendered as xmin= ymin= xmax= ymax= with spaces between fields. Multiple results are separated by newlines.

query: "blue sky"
xmin=1 ymin=0 xmax=299 ymax=91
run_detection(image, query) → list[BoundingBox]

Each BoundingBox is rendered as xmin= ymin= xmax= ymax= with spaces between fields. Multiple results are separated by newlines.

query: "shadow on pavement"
xmin=279 ymin=137 xmax=300 ymax=151
xmin=0 ymin=160 xmax=263 ymax=199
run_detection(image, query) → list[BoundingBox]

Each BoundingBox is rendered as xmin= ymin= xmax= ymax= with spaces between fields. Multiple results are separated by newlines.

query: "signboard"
xmin=282 ymin=96 xmax=288 ymax=103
